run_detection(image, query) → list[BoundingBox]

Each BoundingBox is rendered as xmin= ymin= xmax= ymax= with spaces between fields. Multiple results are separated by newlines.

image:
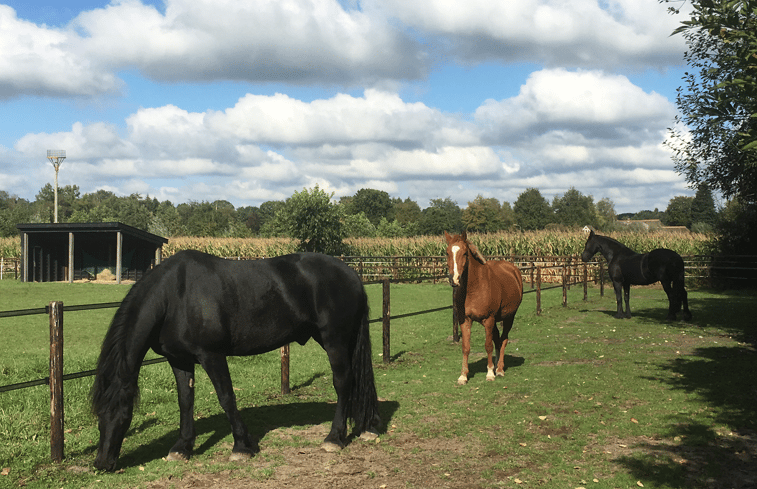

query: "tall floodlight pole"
xmin=47 ymin=150 xmax=66 ymax=223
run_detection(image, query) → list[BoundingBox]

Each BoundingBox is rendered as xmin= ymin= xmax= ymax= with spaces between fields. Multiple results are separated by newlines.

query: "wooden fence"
xmin=0 ymin=256 xmax=20 ymax=280
xmin=338 ymin=255 xmax=598 ymax=284
xmin=337 ymin=254 xmax=757 ymax=286
xmin=5 ymin=254 xmax=755 ymax=285
xmin=0 ymin=258 xmax=605 ymax=463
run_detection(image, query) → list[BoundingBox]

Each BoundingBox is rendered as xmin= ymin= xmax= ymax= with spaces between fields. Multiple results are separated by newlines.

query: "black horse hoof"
xmin=322 ymin=441 xmax=344 ymax=452
xmin=166 ymin=451 xmax=191 ymax=462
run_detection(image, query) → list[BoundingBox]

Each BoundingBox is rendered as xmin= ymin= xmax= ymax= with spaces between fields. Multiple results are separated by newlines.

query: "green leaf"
xmin=741 ymin=140 xmax=757 ymax=151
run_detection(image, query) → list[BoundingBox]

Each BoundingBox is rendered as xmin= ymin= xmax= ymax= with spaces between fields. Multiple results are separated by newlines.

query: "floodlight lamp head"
xmin=47 ymin=149 xmax=66 ymax=169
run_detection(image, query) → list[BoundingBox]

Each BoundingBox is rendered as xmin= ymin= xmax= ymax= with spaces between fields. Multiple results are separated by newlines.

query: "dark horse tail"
xmin=672 ymin=262 xmax=690 ymax=316
xmin=90 ymin=276 xmax=163 ymax=419
xmin=349 ymin=288 xmax=381 ymax=434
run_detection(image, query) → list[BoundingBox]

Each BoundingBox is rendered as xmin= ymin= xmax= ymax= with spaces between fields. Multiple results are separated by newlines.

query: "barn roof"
xmin=16 ymin=222 xmax=167 ymax=245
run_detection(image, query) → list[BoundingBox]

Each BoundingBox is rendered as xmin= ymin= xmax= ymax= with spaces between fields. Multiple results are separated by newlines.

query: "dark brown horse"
xmin=445 ymin=231 xmax=524 ymax=385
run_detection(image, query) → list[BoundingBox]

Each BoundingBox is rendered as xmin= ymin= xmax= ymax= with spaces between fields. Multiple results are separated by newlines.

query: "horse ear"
xmin=444 ymin=231 xmax=453 ymax=243
xmin=461 ymin=230 xmax=467 ymax=241
xmin=468 ymin=241 xmax=487 ymax=264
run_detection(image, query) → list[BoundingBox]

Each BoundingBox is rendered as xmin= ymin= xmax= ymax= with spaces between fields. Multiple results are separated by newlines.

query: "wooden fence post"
xmin=280 ymin=345 xmax=290 ymax=395
xmin=48 ymin=301 xmax=64 ymax=463
xmin=583 ymin=263 xmax=588 ymax=301
xmin=562 ymin=264 xmax=568 ymax=307
xmin=536 ymin=267 xmax=542 ymax=316
xmin=530 ymin=262 xmax=535 ymax=289
xmin=383 ymin=279 xmax=390 ymax=363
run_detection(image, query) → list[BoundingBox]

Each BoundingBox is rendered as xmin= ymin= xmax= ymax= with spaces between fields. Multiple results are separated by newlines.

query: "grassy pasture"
xmin=1 ymin=279 xmax=755 ymax=488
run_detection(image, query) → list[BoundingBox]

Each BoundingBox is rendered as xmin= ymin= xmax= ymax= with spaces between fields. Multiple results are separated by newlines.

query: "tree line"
xmin=0 ymin=183 xmax=718 ymax=245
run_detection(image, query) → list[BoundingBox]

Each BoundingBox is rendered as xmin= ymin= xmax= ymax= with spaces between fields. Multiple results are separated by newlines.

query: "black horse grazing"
xmin=581 ymin=230 xmax=692 ymax=321
xmin=91 ymin=250 xmax=380 ymax=472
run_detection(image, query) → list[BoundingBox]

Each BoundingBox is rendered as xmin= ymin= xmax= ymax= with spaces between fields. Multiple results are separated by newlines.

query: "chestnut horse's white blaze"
xmin=445 ymin=231 xmax=524 ymax=385
xmin=450 ymin=245 xmax=461 ymax=285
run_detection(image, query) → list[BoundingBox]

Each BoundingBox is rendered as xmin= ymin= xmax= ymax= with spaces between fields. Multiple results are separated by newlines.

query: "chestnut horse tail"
xmin=349 ymin=288 xmax=380 ymax=433
xmin=90 ymin=275 xmax=165 ymax=419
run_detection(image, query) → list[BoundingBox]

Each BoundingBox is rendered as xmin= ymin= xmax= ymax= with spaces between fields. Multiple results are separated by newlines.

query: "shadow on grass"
xmin=615 ymin=291 xmax=757 ymax=488
xmin=86 ymin=397 xmax=400 ymax=470
xmin=465 ymin=355 xmax=525 ymax=382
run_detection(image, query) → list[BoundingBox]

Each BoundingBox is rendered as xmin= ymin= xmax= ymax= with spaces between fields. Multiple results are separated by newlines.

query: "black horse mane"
xmin=90 ymin=275 xmax=160 ymax=417
xmin=591 ymin=232 xmax=636 ymax=255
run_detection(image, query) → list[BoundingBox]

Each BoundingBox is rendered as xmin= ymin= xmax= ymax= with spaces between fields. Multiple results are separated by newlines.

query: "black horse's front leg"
xmin=622 ymin=283 xmax=632 ymax=318
xmin=200 ymin=354 xmax=257 ymax=460
xmin=613 ymin=281 xmax=625 ymax=318
xmin=167 ymin=362 xmax=196 ymax=461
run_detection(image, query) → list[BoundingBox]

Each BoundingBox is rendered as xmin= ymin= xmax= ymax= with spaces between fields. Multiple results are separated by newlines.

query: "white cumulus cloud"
xmin=369 ymin=0 xmax=688 ymax=68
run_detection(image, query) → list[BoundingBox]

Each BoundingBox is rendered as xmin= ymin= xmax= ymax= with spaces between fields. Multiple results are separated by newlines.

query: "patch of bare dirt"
xmin=143 ymin=426 xmax=495 ymax=489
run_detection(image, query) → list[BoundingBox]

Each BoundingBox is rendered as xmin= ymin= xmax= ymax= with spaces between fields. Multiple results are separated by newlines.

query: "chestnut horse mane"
xmin=460 ymin=231 xmax=487 ymax=264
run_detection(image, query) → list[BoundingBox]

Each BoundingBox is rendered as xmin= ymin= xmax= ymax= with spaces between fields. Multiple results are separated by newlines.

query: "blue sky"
xmin=1 ymin=0 xmax=695 ymax=214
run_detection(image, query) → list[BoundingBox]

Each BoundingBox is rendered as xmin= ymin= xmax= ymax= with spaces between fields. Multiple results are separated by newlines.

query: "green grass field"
xmin=1 ymin=279 xmax=756 ymax=488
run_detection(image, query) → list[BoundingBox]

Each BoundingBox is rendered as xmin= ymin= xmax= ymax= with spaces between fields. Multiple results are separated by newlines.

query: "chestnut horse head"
xmin=444 ymin=230 xmax=487 ymax=287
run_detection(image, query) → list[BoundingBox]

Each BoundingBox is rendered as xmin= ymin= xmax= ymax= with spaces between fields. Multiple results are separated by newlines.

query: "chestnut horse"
xmin=445 ymin=231 xmax=523 ymax=385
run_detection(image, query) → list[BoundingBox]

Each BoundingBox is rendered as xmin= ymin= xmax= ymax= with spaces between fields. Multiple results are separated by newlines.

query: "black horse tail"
xmin=349 ymin=289 xmax=381 ymax=434
xmin=669 ymin=255 xmax=687 ymax=314
xmin=90 ymin=279 xmax=163 ymax=418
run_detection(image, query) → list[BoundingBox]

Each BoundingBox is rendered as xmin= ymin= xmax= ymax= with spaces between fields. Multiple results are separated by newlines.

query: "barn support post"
xmin=382 ymin=279 xmax=390 ymax=363
xmin=116 ymin=231 xmax=123 ymax=284
xmin=280 ymin=345 xmax=290 ymax=395
xmin=21 ymin=232 xmax=28 ymax=282
xmin=48 ymin=301 xmax=64 ymax=463
xmin=536 ymin=267 xmax=542 ymax=316
xmin=67 ymin=232 xmax=74 ymax=283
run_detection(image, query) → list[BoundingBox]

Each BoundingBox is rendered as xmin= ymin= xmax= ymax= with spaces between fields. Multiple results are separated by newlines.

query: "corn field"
xmin=0 ymin=231 xmax=711 ymax=260
xmin=0 ymin=237 xmax=18 ymax=259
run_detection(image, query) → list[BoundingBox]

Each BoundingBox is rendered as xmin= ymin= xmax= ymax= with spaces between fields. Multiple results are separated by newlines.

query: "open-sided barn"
xmin=16 ymin=222 xmax=167 ymax=284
